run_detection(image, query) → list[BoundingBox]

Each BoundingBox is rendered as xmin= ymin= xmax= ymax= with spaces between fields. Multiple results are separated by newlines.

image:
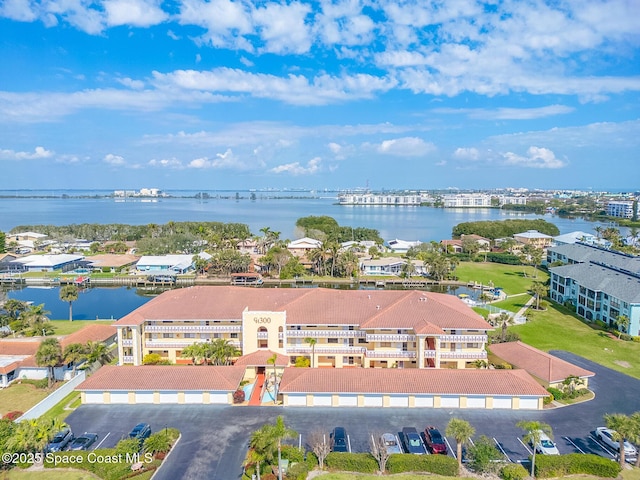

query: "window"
xmin=162 ymin=333 xmax=172 ymax=338
xmin=230 ymin=333 xmax=238 ymax=338
xmin=184 ymin=333 xmax=195 ymax=338
xmin=381 ymin=342 xmax=391 ymax=348
xmin=327 ymin=338 xmax=339 ymax=344
xmin=466 ymin=343 xmax=479 ymax=349
xmin=358 ymin=338 xmax=367 ymax=344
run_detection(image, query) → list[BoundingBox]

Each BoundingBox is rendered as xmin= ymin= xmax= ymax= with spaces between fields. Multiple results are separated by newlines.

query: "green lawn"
xmin=512 ymin=303 xmax=640 ymax=379
xmin=38 ymin=391 xmax=82 ymax=423
xmin=1 ymin=469 xmax=100 ymax=479
xmin=50 ymin=320 xmax=114 ymax=334
xmin=312 ymin=474 xmax=477 ymax=480
xmin=0 ymin=383 xmax=51 ymax=416
xmin=490 ymin=294 xmax=531 ymax=313
xmin=454 ymin=262 xmax=547 ymax=296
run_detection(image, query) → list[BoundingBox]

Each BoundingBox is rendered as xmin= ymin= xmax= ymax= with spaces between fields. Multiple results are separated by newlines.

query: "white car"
xmin=533 ymin=431 xmax=559 ymax=455
xmin=381 ymin=433 xmax=403 ymax=454
xmin=595 ymin=427 xmax=638 ymax=458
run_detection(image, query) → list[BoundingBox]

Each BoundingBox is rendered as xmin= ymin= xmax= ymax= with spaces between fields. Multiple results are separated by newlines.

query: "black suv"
xmin=330 ymin=426 xmax=349 ymax=452
xmin=129 ymin=423 xmax=152 ymax=446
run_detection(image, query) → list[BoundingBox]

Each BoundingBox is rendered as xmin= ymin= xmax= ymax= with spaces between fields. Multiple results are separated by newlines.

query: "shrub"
xmin=543 ymin=395 xmax=553 ymax=405
xmin=466 ymin=435 xmax=504 ymax=473
xmin=20 ymin=378 xmax=49 ymax=389
xmin=325 ymin=452 xmax=377 ymax=473
xmin=115 ymin=438 xmax=142 ymax=456
xmin=547 ymin=387 xmax=565 ymax=400
xmin=142 ymin=353 xmax=163 ymax=365
xmin=386 ymin=453 xmax=458 ymax=476
xmin=2 ymin=411 xmax=23 ymax=421
xmin=285 ymin=462 xmax=309 ymax=480
xmin=535 ymin=453 xmax=621 ymax=478
xmin=485 ymin=253 xmax=522 ymax=265
xmin=281 ymin=445 xmax=304 ymax=463
xmin=501 ymin=463 xmax=528 ymax=480
xmin=233 ymin=389 xmax=245 ymax=404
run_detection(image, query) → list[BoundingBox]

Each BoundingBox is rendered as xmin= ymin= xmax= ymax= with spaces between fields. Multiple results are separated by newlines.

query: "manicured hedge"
xmin=386 ymin=453 xmax=458 ymax=476
xmin=500 ymin=463 xmax=528 ymax=480
xmin=535 ymin=453 xmax=621 ymax=478
xmin=485 ymin=253 xmax=522 ymax=265
xmin=325 ymin=452 xmax=378 ymax=473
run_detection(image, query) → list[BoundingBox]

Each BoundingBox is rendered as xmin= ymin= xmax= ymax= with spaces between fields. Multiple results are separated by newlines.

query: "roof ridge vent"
xmin=376 ymin=305 xmax=380 ymax=310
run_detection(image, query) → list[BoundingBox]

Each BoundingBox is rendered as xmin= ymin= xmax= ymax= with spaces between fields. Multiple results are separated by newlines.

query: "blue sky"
xmin=0 ymin=0 xmax=639 ymax=192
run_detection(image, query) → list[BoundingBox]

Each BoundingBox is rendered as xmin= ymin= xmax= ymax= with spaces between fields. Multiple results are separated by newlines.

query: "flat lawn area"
xmin=314 ymin=475 xmax=477 ymax=480
xmin=3 ymin=469 xmax=100 ymax=479
xmin=50 ymin=320 xmax=113 ymax=335
xmin=491 ymin=294 xmax=531 ymax=313
xmin=0 ymin=383 xmax=51 ymax=416
xmin=512 ymin=304 xmax=640 ymax=379
xmin=454 ymin=262 xmax=547 ymax=296
xmin=39 ymin=391 xmax=82 ymax=423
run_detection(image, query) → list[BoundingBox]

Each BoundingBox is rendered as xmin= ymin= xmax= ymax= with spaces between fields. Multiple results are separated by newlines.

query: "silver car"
xmin=381 ymin=433 xmax=403 ymax=454
xmin=595 ymin=427 xmax=638 ymax=458
xmin=533 ymin=431 xmax=559 ymax=455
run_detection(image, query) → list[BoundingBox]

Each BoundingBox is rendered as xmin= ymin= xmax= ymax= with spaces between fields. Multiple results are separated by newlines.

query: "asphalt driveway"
xmin=65 ymin=351 xmax=640 ymax=480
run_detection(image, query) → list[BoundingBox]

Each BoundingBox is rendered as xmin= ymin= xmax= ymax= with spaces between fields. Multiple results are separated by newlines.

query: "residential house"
xmin=9 ymin=254 xmax=84 ymax=272
xmin=136 ymin=252 xmax=211 ymax=274
xmin=360 ymin=257 xmax=426 ymax=276
xmin=236 ymin=239 xmax=259 ymax=255
xmin=386 ymin=239 xmax=421 ymax=254
xmin=460 ymin=234 xmax=491 ymax=251
xmin=286 ymin=237 xmax=322 ymax=257
xmin=553 ymin=231 xmax=599 ymax=247
xmin=513 ymin=230 xmax=554 ymax=249
xmin=441 ymin=240 xmax=463 ymax=253
xmin=87 ymin=254 xmax=140 ymax=273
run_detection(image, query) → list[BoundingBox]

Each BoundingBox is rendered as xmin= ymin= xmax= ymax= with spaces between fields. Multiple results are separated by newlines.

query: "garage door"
xmin=313 ymin=394 xmax=332 ymax=406
xmin=466 ymin=396 xmax=486 ymax=408
xmin=135 ymin=391 xmax=154 ymax=404
xmin=388 ymin=395 xmax=409 ymax=407
xmin=287 ymin=394 xmax=307 ymax=406
xmin=337 ymin=394 xmax=358 ymax=407
xmin=110 ymin=392 xmax=129 ymax=404
xmin=84 ymin=392 xmax=103 ymax=404
xmin=363 ymin=394 xmax=383 ymax=407
xmin=184 ymin=391 xmax=204 ymax=404
xmin=519 ymin=397 xmax=539 ymax=410
xmin=209 ymin=392 xmax=228 ymax=404
xmin=159 ymin=391 xmax=179 ymax=403
xmin=440 ymin=395 xmax=460 ymax=408
xmin=493 ymin=396 xmax=512 ymax=409
xmin=414 ymin=395 xmax=434 ymax=407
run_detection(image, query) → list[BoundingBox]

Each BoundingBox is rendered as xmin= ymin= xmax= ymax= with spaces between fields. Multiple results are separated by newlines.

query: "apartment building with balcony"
xmin=115 ymin=286 xmax=492 ymax=369
xmin=606 ymin=200 xmax=636 ymax=219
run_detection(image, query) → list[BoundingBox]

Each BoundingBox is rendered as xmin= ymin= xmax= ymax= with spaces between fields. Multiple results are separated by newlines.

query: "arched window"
xmin=278 ymin=326 xmax=283 ymax=349
xmin=258 ymin=326 xmax=268 ymax=348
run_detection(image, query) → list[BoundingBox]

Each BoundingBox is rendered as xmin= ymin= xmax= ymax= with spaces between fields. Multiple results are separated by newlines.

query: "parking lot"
xmin=65 ymin=352 xmax=640 ymax=479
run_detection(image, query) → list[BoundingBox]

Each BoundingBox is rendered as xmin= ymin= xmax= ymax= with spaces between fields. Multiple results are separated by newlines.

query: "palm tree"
xmin=492 ymin=312 xmax=514 ymax=343
xmin=630 ymin=412 xmax=640 ymax=467
xmin=207 ymin=338 xmax=240 ymax=365
xmin=85 ymin=341 xmax=110 ymax=365
xmin=517 ymin=420 xmax=553 ymax=478
xmin=35 ymin=338 xmax=62 ymax=388
xmin=63 ymin=342 xmax=88 ymax=376
xmin=271 ymin=416 xmax=297 ymax=480
xmin=59 ymin=285 xmax=79 ymax=322
xmin=267 ymin=353 xmax=279 ymax=402
xmin=181 ymin=343 xmax=206 ymax=365
xmin=604 ymin=413 xmax=636 ymax=467
xmin=21 ymin=304 xmax=51 ymax=335
xmin=248 ymin=424 xmax=276 ymax=480
xmin=530 ymin=281 xmax=547 ymax=310
xmin=446 ymin=418 xmax=475 ymax=474
xmin=304 ymin=337 xmax=317 ymax=368
xmin=615 ymin=315 xmax=630 ymax=338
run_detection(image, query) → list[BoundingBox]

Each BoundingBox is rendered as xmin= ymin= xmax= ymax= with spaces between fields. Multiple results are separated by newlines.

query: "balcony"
xmin=122 ymin=339 xmax=133 ymax=347
xmin=365 ymin=334 xmax=416 ymax=342
xmin=122 ymin=355 xmax=134 ymax=363
xmin=366 ymin=350 xmax=416 ymax=359
xmin=257 ymin=331 xmax=268 ymax=339
xmin=440 ymin=351 xmax=487 ymax=360
xmin=286 ymin=346 xmax=366 ymax=355
xmin=145 ymin=340 xmax=241 ymax=349
xmin=424 ymin=350 xmax=437 ymax=358
xmin=287 ymin=329 xmax=366 ymax=338
xmin=439 ymin=335 xmax=487 ymax=343
xmin=145 ymin=325 xmax=242 ymax=333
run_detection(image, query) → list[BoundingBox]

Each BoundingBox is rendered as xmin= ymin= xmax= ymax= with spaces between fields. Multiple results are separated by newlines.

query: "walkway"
xmin=248 ymin=373 xmax=264 ymax=406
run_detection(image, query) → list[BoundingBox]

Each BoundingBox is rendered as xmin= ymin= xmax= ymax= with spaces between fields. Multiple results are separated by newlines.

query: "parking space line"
xmin=468 ymin=437 xmax=475 ymax=446
xmin=589 ymin=434 xmax=616 ymax=458
xmin=347 ymin=435 xmax=352 ymax=453
xmin=94 ymin=432 xmax=110 ymax=450
xmin=396 ymin=435 xmax=404 ymax=454
xmin=518 ymin=437 xmax=533 ymax=455
xmin=493 ymin=437 xmax=512 ymax=463
xmin=444 ymin=437 xmax=455 ymax=458
xmin=298 ymin=434 xmax=302 ymax=450
xmin=563 ymin=437 xmax=586 ymax=454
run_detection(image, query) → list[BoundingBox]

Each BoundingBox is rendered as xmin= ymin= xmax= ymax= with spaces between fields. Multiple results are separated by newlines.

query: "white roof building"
xmin=386 ymin=239 xmax=422 ymax=253
xmin=136 ymin=252 xmax=211 ymax=274
xmin=10 ymin=254 xmax=84 ymax=272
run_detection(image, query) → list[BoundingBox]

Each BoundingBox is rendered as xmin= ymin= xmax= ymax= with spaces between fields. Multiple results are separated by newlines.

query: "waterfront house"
xmin=552 ymin=231 xmax=600 ymax=247
xmin=9 ymin=254 xmax=84 ymax=272
xmin=386 ymin=239 xmax=421 ymax=253
xmin=440 ymin=240 xmax=463 ymax=253
xmin=360 ymin=257 xmax=426 ymax=276
xmin=135 ymin=252 xmax=211 ymax=274
xmin=513 ymin=230 xmax=554 ymax=249
xmin=86 ymin=254 xmax=140 ymax=273
xmin=286 ymin=237 xmax=322 ymax=256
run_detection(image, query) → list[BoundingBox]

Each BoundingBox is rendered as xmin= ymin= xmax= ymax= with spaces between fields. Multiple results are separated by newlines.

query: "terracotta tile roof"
xmin=60 ymin=324 xmax=117 ymax=348
xmin=489 ymin=341 xmax=595 ymax=384
xmin=279 ymin=367 xmax=549 ymax=396
xmin=0 ymin=341 xmax=40 ymax=356
xmin=76 ymin=365 xmax=245 ymax=391
xmin=114 ymin=286 xmax=492 ymax=333
xmin=87 ymin=254 xmax=140 ymax=268
xmin=234 ymin=350 xmax=289 ymax=367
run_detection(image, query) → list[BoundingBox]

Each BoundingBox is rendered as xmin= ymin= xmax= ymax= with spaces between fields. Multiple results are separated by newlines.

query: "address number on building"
xmin=254 ymin=317 xmax=271 ymax=324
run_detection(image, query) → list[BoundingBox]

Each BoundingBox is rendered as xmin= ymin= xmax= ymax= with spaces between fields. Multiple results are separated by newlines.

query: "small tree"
xmin=630 ymin=412 xmax=640 ymax=468
xmin=615 ymin=315 xmax=630 ymax=338
xmin=304 ymin=337 xmax=317 ymax=368
xmin=369 ymin=432 xmax=390 ymax=473
xmin=59 ymin=285 xmax=79 ymax=322
xmin=63 ymin=343 xmax=87 ymax=375
xmin=517 ymin=420 xmax=553 ymax=478
xmin=144 ymin=432 xmax=172 ymax=454
xmin=466 ymin=435 xmax=502 ymax=473
xmin=446 ymin=418 xmax=475 ymax=474
xmin=308 ymin=429 xmax=330 ymax=470
xmin=561 ymin=374 xmax=585 ymax=396
xmin=35 ymin=338 xmax=62 ymax=388
xmin=492 ymin=312 xmax=515 ymax=343
xmin=530 ymin=282 xmax=547 ymax=310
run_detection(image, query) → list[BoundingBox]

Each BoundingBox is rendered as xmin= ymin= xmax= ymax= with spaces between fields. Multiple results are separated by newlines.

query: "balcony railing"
xmin=366 ymin=350 xmax=416 ymax=358
xmin=145 ymin=325 xmax=242 ymax=333
xmin=286 ymin=346 xmax=366 ymax=355
xmin=287 ymin=330 xmax=366 ymax=338
xmin=122 ymin=339 xmax=133 ymax=347
xmin=122 ymin=355 xmax=134 ymax=363
xmin=365 ymin=334 xmax=416 ymax=342
xmin=439 ymin=335 xmax=487 ymax=343
xmin=145 ymin=340 xmax=241 ymax=349
xmin=440 ymin=351 xmax=487 ymax=360
xmin=257 ymin=331 xmax=268 ymax=339
xmin=424 ymin=350 xmax=437 ymax=358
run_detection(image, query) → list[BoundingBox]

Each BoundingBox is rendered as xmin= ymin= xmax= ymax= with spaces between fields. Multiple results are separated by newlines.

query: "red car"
xmin=424 ymin=426 xmax=447 ymax=454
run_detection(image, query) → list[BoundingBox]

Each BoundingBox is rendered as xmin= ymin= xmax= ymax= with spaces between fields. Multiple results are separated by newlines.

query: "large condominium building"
xmin=338 ymin=193 xmax=422 ymax=205
xmin=606 ymin=200 xmax=635 ymax=218
xmin=115 ymin=287 xmax=492 ymax=369
xmin=442 ymin=194 xmax=492 ymax=208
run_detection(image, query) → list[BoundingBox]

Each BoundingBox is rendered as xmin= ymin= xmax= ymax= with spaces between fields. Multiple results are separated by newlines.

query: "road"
xmin=65 ymin=351 xmax=640 ymax=479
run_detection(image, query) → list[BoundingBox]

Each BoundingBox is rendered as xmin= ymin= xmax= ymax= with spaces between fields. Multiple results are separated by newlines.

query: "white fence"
xmin=16 ymin=371 xmax=86 ymax=421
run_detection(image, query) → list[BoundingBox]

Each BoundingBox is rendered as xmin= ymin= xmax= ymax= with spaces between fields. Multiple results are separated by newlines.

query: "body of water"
xmin=0 ymin=193 xmax=621 ymax=242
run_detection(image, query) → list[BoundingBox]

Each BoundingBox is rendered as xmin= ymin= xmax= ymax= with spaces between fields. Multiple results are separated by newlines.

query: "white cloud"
xmin=434 ymin=105 xmax=575 ymax=120
xmin=453 ymin=147 xmax=479 ymax=160
xmin=103 ymin=153 xmax=125 ymax=165
xmin=376 ymin=137 xmax=435 ymax=156
xmin=502 ymin=146 xmax=567 ymax=169
xmin=0 ymin=146 xmax=53 ymax=160
xmin=0 ymin=0 xmax=37 ymax=21
xmin=253 ymin=2 xmax=312 ymax=54
xmin=270 ymin=157 xmax=321 ymax=175
xmin=103 ymin=0 xmax=167 ymax=27
xmin=148 ymin=157 xmax=183 ymax=168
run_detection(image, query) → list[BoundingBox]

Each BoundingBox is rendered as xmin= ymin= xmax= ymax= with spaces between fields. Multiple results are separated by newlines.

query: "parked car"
xmin=401 ymin=427 xmax=426 ymax=455
xmin=129 ymin=423 xmax=152 ymax=445
xmin=595 ymin=427 xmax=638 ymax=458
xmin=381 ymin=433 xmax=403 ymax=454
xmin=532 ymin=431 xmax=559 ymax=455
xmin=424 ymin=426 xmax=447 ymax=454
xmin=68 ymin=433 xmax=98 ymax=451
xmin=330 ymin=427 xmax=349 ymax=453
xmin=46 ymin=428 xmax=74 ymax=453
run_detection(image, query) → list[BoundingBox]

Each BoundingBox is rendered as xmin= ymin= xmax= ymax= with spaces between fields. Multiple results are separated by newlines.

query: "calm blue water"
xmin=0 ymin=193 xmax=618 ymax=242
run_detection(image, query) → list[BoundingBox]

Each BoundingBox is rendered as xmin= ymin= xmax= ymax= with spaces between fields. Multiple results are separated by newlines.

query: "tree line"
xmin=452 ymin=219 xmax=560 ymax=239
